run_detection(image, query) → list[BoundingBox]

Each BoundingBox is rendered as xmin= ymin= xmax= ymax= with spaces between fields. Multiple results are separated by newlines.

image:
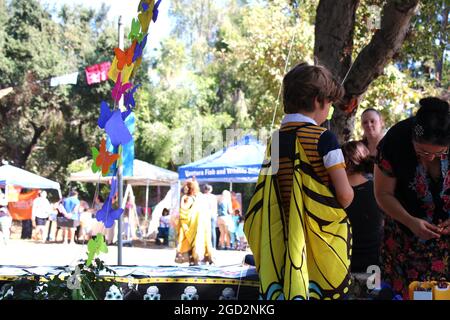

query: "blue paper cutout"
xmin=105 ymin=110 xmax=133 ymax=147
xmin=98 ymin=101 xmax=113 ymax=129
xmin=153 ymin=0 xmax=162 ymax=22
xmin=124 ymin=84 xmax=141 ymax=109
xmin=132 ymin=34 xmax=148 ymax=63
xmin=142 ymin=3 xmax=149 ymax=12
xmin=98 ymin=101 xmax=133 ymax=129
xmin=96 ymin=178 xmax=124 ymax=228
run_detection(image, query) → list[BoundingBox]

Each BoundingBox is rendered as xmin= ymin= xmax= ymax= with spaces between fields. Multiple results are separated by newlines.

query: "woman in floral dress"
xmin=374 ymin=97 xmax=450 ymax=299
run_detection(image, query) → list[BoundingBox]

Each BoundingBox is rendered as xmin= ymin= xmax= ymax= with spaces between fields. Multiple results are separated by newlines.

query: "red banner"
xmin=85 ymin=61 xmax=111 ymax=85
xmin=8 ymin=190 xmax=40 ymax=220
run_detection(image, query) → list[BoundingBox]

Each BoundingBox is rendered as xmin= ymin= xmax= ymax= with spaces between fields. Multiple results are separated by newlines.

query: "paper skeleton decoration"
xmin=219 ymin=287 xmax=237 ymax=300
xmin=181 ymin=286 xmax=199 ymax=300
xmin=0 ymin=286 xmax=14 ymax=300
xmin=104 ymin=284 xmax=123 ymax=300
xmin=34 ymin=284 xmax=48 ymax=298
xmin=143 ymin=285 xmax=161 ymax=300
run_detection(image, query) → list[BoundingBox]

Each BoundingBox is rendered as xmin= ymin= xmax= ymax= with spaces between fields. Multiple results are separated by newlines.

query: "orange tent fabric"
xmin=8 ymin=190 xmax=40 ymax=220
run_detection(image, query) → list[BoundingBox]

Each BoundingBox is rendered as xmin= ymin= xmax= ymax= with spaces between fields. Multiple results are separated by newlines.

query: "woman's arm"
xmin=374 ymin=165 xmax=441 ymax=240
xmin=328 ymin=167 xmax=354 ymax=208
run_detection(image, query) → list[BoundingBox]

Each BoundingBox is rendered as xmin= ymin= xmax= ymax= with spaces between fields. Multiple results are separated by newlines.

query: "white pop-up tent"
xmin=0 ymin=164 xmax=61 ymax=197
xmin=68 ymin=159 xmax=180 ymax=242
xmin=68 ymin=159 xmax=178 ymax=186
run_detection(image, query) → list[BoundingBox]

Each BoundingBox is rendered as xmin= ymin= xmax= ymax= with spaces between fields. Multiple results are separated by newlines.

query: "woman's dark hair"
xmin=341 ymin=141 xmax=374 ymax=174
xmin=413 ymin=97 xmax=450 ymax=146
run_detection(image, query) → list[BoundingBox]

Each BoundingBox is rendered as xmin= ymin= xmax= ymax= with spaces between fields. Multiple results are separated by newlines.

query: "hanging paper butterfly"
xmin=138 ymin=2 xmax=153 ymax=33
xmin=152 ymin=0 xmax=162 ymax=22
xmin=128 ymin=18 xmax=144 ymax=42
xmin=98 ymin=100 xmax=134 ymax=129
xmin=91 ymin=138 xmax=120 ymax=175
xmin=124 ymin=84 xmax=141 ymax=109
xmin=105 ymin=110 xmax=133 ymax=147
xmin=111 ymin=73 xmax=132 ymax=103
xmin=132 ymin=34 xmax=148 ymax=63
xmin=139 ymin=0 xmax=154 ymax=13
xmin=96 ymin=178 xmax=124 ymax=228
xmin=114 ymin=41 xmax=137 ymax=71
xmin=121 ymin=105 xmax=132 ymax=122
xmin=86 ymin=234 xmax=108 ymax=266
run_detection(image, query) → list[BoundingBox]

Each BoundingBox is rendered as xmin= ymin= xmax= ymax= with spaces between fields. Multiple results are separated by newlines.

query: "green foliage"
xmin=398 ymin=0 xmax=449 ymax=87
xmin=0 ymin=257 xmax=117 ymax=300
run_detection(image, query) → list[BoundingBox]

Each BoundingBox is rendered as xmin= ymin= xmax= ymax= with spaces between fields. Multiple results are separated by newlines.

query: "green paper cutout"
xmin=91 ymin=147 xmax=100 ymax=173
xmin=117 ymin=145 xmax=123 ymax=168
xmin=128 ymin=18 xmax=144 ymax=42
xmin=86 ymin=233 xmax=108 ymax=267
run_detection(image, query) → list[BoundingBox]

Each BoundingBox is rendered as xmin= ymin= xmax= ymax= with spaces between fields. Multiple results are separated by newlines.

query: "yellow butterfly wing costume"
xmin=244 ymin=134 xmax=352 ymax=300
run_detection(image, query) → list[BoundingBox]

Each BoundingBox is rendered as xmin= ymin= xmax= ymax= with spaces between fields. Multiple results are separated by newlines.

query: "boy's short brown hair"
xmin=282 ymin=62 xmax=344 ymax=114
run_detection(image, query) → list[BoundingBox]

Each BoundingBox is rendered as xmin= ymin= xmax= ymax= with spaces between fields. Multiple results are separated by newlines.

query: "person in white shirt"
xmin=202 ymin=184 xmax=218 ymax=249
xmin=0 ymin=189 xmax=12 ymax=245
xmin=32 ymin=190 xmax=52 ymax=243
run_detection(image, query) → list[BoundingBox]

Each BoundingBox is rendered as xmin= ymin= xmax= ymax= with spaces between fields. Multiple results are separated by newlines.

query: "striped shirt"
xmin=275 ymin=114 xmax=345 ymax=215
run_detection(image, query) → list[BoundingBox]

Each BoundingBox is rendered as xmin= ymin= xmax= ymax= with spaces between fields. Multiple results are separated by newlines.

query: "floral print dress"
xmin=376 ymin=117 xmax=449 ymax=300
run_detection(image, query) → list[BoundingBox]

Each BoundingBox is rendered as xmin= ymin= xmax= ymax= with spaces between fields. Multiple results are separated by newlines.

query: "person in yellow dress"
xmin=175 ymin=179 xmax=214 ymax=265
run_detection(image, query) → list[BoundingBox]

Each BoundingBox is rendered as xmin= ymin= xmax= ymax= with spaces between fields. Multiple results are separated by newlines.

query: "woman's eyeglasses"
xmin=413 ymin=144 xmax=449 ymax=158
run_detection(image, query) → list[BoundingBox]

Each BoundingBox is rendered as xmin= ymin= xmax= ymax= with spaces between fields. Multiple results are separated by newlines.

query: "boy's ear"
xmin=314 ymin=97 xmax=326 ymax=109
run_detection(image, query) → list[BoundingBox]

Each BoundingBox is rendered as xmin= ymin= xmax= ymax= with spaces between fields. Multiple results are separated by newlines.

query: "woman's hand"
xmin=437 ymin=219 xmax=450 ymax=235
xmin=407 ymin=217 xmax=441 ymax=240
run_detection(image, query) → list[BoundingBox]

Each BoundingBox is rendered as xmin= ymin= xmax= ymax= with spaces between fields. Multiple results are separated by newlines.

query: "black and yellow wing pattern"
xmin=244 ymin=137 xmax=352 ymax=300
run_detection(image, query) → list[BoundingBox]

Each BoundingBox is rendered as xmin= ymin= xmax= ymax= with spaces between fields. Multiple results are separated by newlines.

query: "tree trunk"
xmin=18 ymin=121 xmax=46 ymax=168
xmin=314 ymin=0 xmax=359 ymax=143
xmin=314 ymin=0 xmax=420 ymax=143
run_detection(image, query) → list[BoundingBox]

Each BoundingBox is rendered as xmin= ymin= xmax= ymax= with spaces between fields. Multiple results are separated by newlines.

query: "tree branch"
xmin=19 ymin=120 xmax=46 ymax=167
xmin=314 ymin=0 xmax=359 ymax=80
xmin=341 ymin=0 xmax=420 ymax=104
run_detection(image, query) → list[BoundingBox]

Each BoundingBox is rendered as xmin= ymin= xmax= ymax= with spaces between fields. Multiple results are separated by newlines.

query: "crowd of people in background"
xmin=1 ymin=178 xmax=249 ymax=264
xmin=172 ymin=180 xmax=248 ymax=266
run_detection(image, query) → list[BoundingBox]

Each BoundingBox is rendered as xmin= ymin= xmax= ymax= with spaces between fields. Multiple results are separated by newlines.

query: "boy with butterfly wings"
xmin=245 ymin=62 xmax=354 ymax=300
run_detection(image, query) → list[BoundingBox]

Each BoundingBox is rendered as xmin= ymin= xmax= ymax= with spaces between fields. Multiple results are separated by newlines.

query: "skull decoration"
xmin=0 ymin=286 xmax=14 ymax=300
xmin=34 ymin=284 xmax=49 ymax=299
xmin=104 ymin=284 xmax=123 ymax=300
xmin=181 ymin=286 xmax=199 ymax=300
xmin=219 ymin=287 xmax=237 ymax=300
xmin=143 ymin=286 xmax=161 ymax=300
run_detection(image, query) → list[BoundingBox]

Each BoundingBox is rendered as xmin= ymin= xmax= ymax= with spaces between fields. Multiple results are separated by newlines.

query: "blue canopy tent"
xmin=178 ymin=135 xmax=266 ymax=184
xmin=0 ymin=164 xmax=61 ymax=198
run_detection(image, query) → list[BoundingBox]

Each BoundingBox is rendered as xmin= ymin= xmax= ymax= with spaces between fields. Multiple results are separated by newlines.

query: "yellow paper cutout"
xmin=131 ymin=57 xmax=142 ymax=79
xmin=108 ymin=57 xmax=135 ymax=83
xmin=138 ymin=0 xmax=154 ymax=33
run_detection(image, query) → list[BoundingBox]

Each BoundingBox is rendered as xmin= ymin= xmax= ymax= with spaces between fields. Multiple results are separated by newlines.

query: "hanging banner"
xmin=50 ymin=71 xmax=79 ymax=87
xmin=85 ymin=61 xmax=111 ymax=85
xmin=8 ymin=190 xmax=40 ymax=221
xmin=0 ymin=87 xmax=13 ymax=99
